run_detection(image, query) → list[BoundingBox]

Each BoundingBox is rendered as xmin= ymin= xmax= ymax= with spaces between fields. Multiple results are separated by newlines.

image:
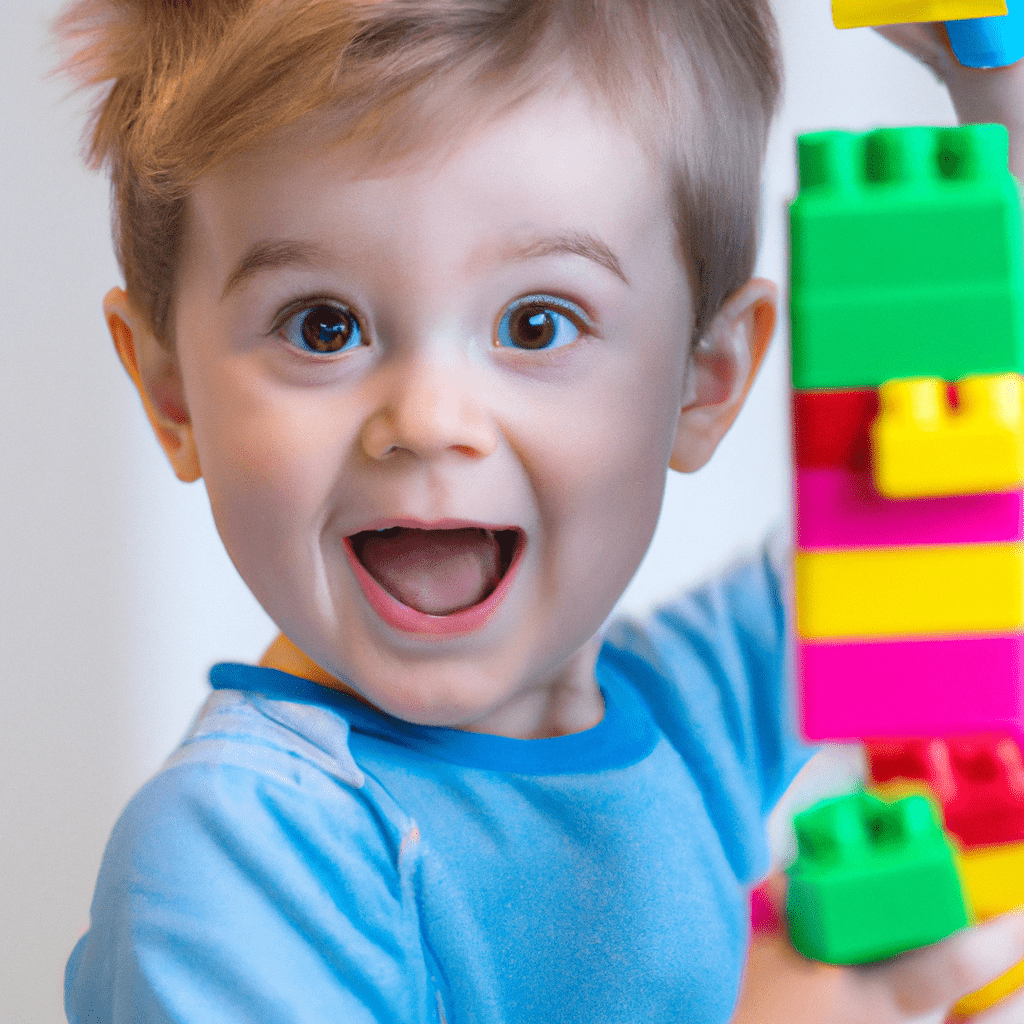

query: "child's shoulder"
xmin=169 ymin=682 xmax=366 ymax=792
xmin=96 ymin=682 xmax=433 ymax=909
xmin=66 ymin=685 xmax=431 ymax=1021
xmin=109 ymin=684 xmax=408 ymax=874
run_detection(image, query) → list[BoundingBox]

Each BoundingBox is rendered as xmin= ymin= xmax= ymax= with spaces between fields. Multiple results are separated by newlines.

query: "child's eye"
xmin=279 ymin=302 xmax=363 ymax=354
xmin=496 ymin=295 xmax=589 ymax=351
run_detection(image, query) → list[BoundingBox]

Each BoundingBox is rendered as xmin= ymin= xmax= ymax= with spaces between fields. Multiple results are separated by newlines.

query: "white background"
xmin=1 ymin=2 xmax=958 ymax=1020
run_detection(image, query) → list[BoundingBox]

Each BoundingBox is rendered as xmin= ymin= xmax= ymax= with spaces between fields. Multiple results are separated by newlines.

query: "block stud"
xmin=865 ymin=126 xmax=935 ymax=185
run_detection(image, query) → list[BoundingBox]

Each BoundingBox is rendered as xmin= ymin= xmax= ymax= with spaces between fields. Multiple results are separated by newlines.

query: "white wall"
xmin=1 ymin=1 xmax=956 ymax=1020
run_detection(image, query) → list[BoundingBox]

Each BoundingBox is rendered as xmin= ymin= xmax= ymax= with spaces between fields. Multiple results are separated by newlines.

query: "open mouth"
xmin=346 ymin=526 xmax=523 ymax=623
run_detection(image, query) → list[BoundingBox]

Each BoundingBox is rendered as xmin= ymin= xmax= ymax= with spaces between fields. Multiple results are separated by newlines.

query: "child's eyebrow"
xmin=220 ymin=239 xmax=333 ymax=301
xmin=219 ymin=230 xmax=629 ymax=301
xmin=499 ymin=231 xmax=630 ymax=286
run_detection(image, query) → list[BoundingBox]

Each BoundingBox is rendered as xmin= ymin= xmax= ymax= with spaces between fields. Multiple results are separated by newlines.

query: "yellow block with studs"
xmin=958 ymin=842 xmax=1024 ymax=923
xmin=954 ymin=843 xmax=1024 ymax=1017
xmin=871 ymin=374 xmax=1024 ymax=498
xmin=833 ymin=0 xmax=1005 ymax=29
xmin=794 ymin=542 xmax=1024 ymax=640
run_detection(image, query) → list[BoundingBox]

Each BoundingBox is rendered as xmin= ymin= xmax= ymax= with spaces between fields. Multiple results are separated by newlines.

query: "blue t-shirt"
xmin=66 ymin=548 xmax=810 ymax=1023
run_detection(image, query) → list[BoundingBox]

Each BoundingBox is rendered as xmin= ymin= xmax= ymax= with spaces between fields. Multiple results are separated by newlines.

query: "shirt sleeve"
xmin=65 ymin=744 xmax=440 ymax=1024
xmin=602 ymin=541 xmax=815 ymax=883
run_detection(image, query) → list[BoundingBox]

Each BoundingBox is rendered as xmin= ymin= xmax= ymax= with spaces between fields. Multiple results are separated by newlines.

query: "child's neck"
xmin=258 ymin=632 xmax=607 ymax=738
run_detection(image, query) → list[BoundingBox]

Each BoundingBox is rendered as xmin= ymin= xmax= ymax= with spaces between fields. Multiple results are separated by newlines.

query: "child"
xmin=57 ymin=1 xmax=1024 ymax=1021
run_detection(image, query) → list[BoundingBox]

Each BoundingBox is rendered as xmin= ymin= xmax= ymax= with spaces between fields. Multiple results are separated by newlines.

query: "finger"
xmin=865 ymin=911 xmax=1024 ymax=1017
xmin=873 ymin=21 xmax=959 ymax=82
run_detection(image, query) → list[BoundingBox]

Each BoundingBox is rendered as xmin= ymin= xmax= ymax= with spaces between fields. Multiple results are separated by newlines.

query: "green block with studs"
xmin=786 ymin=790 xmax=970 ymax=965
xmin=790 ymin=124 xmax=1024 ymax=390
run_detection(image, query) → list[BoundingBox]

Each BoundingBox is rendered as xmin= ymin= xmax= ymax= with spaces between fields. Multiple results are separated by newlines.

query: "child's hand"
xmin=734 ymin=899 xmax=1024 ymax=1023
xmin=873 ymin=22 xmax=1024 ymax=175
xmin=850 ymin=910 xmax=1024 ymax=1023
xmin=872 ymin=22 xmax=961 ymax=83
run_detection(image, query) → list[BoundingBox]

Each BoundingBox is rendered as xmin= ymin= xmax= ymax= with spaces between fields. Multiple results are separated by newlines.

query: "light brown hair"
xmin=55 ymin=0 xmax=782 ymax=348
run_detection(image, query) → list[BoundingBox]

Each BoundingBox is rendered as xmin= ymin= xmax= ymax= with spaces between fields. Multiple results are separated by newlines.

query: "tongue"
xmin=356 ymin=527 xmax=503 ymax=615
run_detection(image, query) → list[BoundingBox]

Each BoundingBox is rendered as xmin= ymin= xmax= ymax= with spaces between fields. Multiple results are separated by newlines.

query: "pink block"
xmin=799 ymin=634 xmax=1024 ymax=743
xmin=796 ymin=468 xmax=1023 ymax=549
xmin=750 ymin=881 xmax=781 ymax=935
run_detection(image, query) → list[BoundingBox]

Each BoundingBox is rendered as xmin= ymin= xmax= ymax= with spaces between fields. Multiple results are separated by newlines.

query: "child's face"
xmin=111 ymin=81 xmax=774 ymax=738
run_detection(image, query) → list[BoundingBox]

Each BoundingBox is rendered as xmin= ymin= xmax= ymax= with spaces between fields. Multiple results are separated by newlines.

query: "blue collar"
xmin=209 ymin=657 xmax=659 ymax=775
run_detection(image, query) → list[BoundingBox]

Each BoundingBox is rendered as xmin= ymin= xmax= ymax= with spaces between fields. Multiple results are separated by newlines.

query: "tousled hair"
xmin=54 ymin=0 xmax=782 ymax=348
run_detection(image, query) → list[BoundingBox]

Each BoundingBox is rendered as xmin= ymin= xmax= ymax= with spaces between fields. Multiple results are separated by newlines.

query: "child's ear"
xmin=103 ymin=287 xmax=201 ymax=482
xmin=669 ymin=277 xmax=777 ymax=473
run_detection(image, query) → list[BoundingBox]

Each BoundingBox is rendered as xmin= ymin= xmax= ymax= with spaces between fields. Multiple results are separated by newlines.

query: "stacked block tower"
xmin=785 ymin=123 xmax=1024 ymax=1015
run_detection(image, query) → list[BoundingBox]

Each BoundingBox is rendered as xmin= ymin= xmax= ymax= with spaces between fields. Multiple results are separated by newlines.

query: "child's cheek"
xmin=529 ymin=354 xmax=682 ymax=611
xmin=187 ymin=368 xmax=343 ymax=590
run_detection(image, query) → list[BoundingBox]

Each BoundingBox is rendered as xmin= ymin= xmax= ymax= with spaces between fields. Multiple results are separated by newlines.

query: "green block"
xmin=790 ymin=124 xmax=1024 ymax=390
xmin=785 ymin=790 xmax=969 ymax=965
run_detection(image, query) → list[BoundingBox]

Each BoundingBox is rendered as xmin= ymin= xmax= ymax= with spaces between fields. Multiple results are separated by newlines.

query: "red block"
xmin=792 ymin=388 xmax=878 ymax=470
xmin=867 ymin=736 xmax=1024 ymax=849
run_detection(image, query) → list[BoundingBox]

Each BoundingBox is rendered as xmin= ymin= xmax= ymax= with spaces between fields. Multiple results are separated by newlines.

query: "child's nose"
xmin=358 ymin=356 xmax=498 ymax=462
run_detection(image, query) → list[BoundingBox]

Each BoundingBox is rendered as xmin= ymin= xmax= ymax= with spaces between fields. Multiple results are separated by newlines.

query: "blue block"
xmin=947 ymin=0 xmax=1024 ymax=68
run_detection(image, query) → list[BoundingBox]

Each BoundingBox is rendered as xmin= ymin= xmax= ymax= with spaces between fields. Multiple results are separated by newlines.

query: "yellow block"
xmin=795 ymin=543 xmax=1024 ymax=640
xmin=958 ymin=842 xmax=1024 ymax=921
xmin=954 ymin=844 xmax=1024 ymax=1015
xmin=833 ymin=0 xmax=1005 ymax=29
xmin=871 ymin=780 xmax=936 ymax=803
xmin=871 ymin=375 xmax=1024 ymax=499
xmin=955 ymin=956 xmax=1024 ymax=1016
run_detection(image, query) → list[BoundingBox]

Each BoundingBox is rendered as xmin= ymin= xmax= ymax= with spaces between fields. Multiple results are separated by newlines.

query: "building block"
xmin=799 ymin=634 xmax=1024 ymax=742
xmin=793 ymin=388 xmax=878 ymax=470
xmin=750 ymin=879 xmax=782 ymax=934
xmin=790 ymin=124 xmax=1024 ymax=391
xmin=786 ymin=791 xmax=970 ymax=964
xmin=957 ymin=841 xmax=1024 ymax=918
xmin=795 ymin=542 xmax=1024 ymax=639
xmin=871 ymin=374 xmax=1024 ymax=498
xmin=796 ymin=467 xmax=1023 ymax=549
xmin=948 ymin=0 xmax=1024 ymax=68
xmin=832 ymin=0 xmax=1004 ymax=28
xmin=955 ymin=956 xmax=1024 ymax=1017
xmin=867 ymin=737 xmax=1024 ymax=848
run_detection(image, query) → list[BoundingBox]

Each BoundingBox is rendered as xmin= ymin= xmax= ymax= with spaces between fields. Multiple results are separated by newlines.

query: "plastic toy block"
xmin=790 ymin=124 xmax=1024 ymax=391
xmin=796 ymin=467 xmax=1023 ymax=550
xmin=957 ymin=841 xmax=1024 ymax=918
xmin=798 ymin=635 xmax=1024 ymax=743
xmin=955 ymin=956 xmax=1024 ymax=1017
xmin=867 ymin=737 xmax=1024 ymax=848
xmin=871 ymin=375 xmax=1024 ymax=498
xmin=793 ymin=388 xmax=878 ymax=470
xmin=794 ymin=542 xmax=1024 ymax=640
xmin=750 ymin=880 xmax=782 ymax=934
xmin=786 ymin=791 xmax=969 ymax=965
xmin=948 ymin=0 xmax=1024 ymax=68
xmin=832 ymin=0 xmax=1004 ymax=28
